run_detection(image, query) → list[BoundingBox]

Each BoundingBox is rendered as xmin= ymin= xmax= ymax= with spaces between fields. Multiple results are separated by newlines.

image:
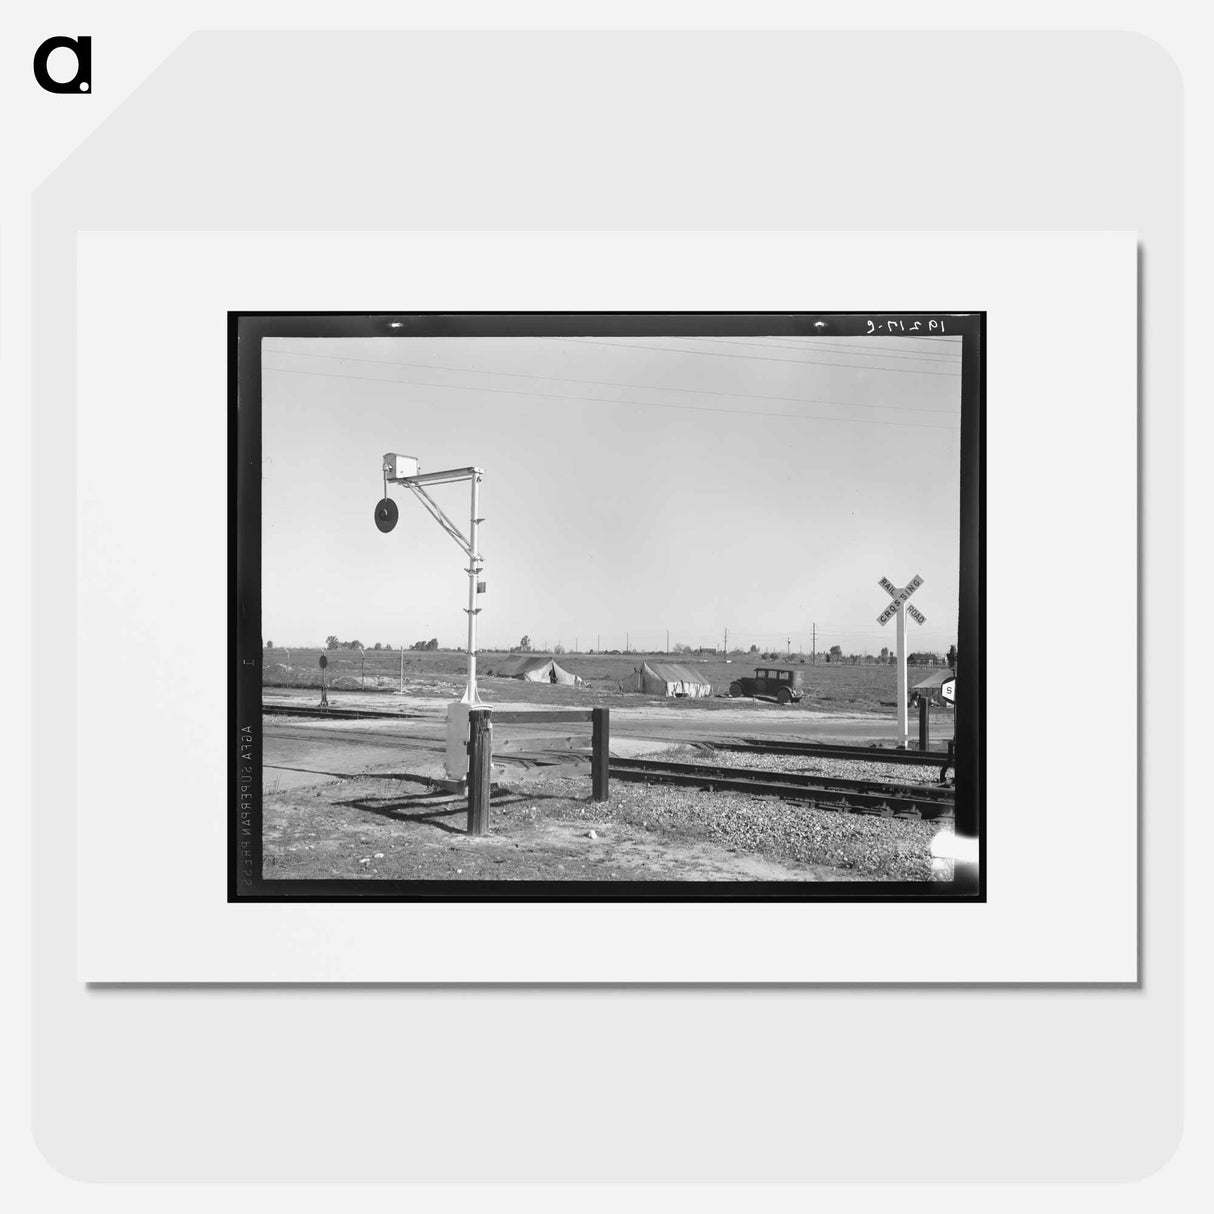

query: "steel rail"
xmin=262 ymin=704 xmax=420 ymax=721
xmin=612 ymin=756 xmax=955 ymax=802
xmin=718 ymin=740 xmax=950 ymax=766
xmin=608 ymin=757 xmax=954 ymax=820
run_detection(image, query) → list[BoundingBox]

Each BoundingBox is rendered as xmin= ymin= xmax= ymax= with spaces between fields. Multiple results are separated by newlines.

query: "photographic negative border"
xmin=231 ymin=310 xmax=984 ymax=902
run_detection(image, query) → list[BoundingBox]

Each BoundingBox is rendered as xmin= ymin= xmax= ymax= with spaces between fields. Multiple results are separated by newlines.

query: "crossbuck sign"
xmin=877 ymin=573 xmax=926 ymax=747
xmin=877 ymin=574 xmax=925 ymax=626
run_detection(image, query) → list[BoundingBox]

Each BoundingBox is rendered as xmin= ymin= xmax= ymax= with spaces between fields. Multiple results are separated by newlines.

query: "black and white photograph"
xmin=20 ymin=6 xmax=1180 ymax=1193
xmin=233 ymin=311 xmax=984 ymax=899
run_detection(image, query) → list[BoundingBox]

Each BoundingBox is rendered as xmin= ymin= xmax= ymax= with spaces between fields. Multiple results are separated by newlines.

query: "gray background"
xmin=31 ymin=31 xmax=1180 ymax=1180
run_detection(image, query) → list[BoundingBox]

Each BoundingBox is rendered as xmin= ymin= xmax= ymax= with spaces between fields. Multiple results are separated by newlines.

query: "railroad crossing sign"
xmin=877 ymin=573 xmax=926 ymax=748
xmin=877 ymin=573 xmax=925 ymax=626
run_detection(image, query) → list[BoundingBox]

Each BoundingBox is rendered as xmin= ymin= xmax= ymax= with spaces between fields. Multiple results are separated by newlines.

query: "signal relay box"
xmin=383 ymin=453 xmax=421 ymax=481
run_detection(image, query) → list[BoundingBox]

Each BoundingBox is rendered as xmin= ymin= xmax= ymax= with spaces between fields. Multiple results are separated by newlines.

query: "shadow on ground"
xmin=333 ymin=780 xmax=569 ymax=836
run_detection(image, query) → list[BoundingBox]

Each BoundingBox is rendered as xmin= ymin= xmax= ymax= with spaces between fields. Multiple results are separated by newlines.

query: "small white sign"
xmin=941 ymin=677 xmax=956 ymax=703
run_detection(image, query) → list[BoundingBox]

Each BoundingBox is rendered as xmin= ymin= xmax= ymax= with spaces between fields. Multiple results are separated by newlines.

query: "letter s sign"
xmin=33 ymin=35 xmax=92 ymax=93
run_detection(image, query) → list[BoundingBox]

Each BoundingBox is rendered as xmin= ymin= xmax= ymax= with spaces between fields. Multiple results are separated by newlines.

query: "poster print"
xmin=232 ymin=312 xmax=984 ymax=901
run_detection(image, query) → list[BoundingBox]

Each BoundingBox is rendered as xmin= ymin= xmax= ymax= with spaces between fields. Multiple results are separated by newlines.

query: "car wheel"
xmin=729 ymin=682 xmax=745 ymax=697
xmin=776 ymin=688 xmax=792 ymax=705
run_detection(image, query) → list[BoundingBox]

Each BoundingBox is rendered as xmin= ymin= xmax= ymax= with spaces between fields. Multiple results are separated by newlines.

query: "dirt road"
xmin=260 ymin=691 xmax=950 ymax=882
xmin=262 ymin=689 xmax=952 ymax=792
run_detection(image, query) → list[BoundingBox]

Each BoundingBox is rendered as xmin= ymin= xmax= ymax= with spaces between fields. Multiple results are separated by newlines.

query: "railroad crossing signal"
xmin=876 ymin=573 xmax=925 ymax=626
xmin=377 ymin=452 xmax=487 ymax=785
xmin=877 ymin=573 xmax=925 ymax=748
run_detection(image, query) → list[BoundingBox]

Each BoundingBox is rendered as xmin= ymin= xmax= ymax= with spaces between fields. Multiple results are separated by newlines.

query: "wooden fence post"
xmin=591 ymin=707 xmax=609 ymax=802
xmin=466 ymin=708 xmax=492 ymax=835
xmin=918 ymin=695 xmax=930 ymax=752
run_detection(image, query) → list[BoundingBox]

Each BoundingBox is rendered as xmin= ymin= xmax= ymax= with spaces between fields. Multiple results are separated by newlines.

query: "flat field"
xmin=262 ymin=647 xmax=950 ymax=713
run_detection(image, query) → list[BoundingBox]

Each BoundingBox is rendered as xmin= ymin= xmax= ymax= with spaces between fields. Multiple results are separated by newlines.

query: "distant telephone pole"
xmin=812 ymin=623 xmax=817 ymax=665
xmin=666 ymin=628 xmax=670 ymax=653
xmin=723 ymin=626 xmax=729 ymax=654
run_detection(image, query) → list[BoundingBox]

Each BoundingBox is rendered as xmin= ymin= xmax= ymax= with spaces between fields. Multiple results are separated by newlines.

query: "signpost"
xmin=941 ymin=676 xmax=956 ymax=704
xmin=876 ymin=573 xmax=926 ymax=748
xmin=318 ymin=652 xmax=328 ymax=708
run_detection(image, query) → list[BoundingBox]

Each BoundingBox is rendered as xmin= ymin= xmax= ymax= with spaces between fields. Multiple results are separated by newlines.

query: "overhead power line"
xmin=697 ymin=333 xmax=965 ymax=352
xmin=262 ymin=345 xmax=961 ymax=417
xmin=536 ymin=336 xmax=963 ymax=376
xmin=263 ymin=364 xmax=962 ymax=431
xmin=674 ymin=335 xmax=963 ymax=363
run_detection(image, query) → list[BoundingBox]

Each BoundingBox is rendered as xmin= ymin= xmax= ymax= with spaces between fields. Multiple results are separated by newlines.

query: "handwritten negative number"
xmin=865 ymin=319 xmax=947 ymax=334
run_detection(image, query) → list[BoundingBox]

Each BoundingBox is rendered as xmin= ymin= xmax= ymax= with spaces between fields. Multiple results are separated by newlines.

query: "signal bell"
xmin=374 ymin=497 xmax=399 ymax=533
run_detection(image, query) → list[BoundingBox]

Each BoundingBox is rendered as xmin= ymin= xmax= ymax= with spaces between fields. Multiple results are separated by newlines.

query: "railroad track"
xmin=714 ymin=739 xmax=951 ymax=766
xmin=262 ymin=703 xmax=420 ymax=721
xmin=608 ymin=757 xmax=954 ymax=820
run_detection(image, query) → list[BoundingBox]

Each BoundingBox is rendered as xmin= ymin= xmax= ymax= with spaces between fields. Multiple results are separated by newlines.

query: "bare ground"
xmin=262 ymin=760 xmax=945 ymax=883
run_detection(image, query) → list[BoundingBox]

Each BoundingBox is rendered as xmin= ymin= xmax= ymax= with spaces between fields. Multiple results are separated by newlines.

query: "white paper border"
xmin=75 ymin=229 xmax=1137 ymax=982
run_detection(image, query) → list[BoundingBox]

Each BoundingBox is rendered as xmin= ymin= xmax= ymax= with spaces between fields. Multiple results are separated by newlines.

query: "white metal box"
xmin=382 ymin=452 xmax=420 ymax=481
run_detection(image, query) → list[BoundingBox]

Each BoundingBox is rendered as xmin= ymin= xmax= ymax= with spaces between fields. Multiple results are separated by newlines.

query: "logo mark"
xmin=33 ymin=35 xmax=91 ymax=93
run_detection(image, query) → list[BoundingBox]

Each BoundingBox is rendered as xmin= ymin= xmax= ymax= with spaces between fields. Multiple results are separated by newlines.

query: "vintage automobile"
xmin=728 ymin=665 xmax=806 ymax=705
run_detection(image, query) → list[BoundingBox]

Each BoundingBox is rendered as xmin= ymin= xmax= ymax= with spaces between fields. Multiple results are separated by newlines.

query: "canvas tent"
xmin=490 ymin=654 xmax=581 ymax=685
xmin=618 ymin=662 xmax=713 ymax=698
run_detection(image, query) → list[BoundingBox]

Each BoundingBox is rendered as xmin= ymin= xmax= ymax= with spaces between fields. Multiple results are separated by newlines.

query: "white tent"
xmin=490 ymin=654 xmax=581 ymax=685
xmin=618 ymin=662 xmax=713 ymax=698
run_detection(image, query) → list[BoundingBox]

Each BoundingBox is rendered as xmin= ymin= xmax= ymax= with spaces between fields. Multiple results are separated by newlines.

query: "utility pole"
xmin=812 ymin=622 xmax=817 ymax=665
xmin=626 ymin=631 xmax=630 ymax=653
xmin=666 ymin=628 xmax=670 ymax=654
xmin=723 ymin=626 xmax=728 ymax=655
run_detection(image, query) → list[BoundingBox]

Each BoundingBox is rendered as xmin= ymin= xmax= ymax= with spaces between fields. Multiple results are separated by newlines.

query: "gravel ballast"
xmin=697 ymin=749 xmax=948 ymax=787
xmin=513 ymin=765 xmax=951 ymax=881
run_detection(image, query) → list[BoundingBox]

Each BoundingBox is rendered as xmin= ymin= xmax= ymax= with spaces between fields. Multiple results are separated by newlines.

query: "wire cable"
xmin=673 ymin=335 xmax=963 ymax=363
xmin=263 ymin=363 xmax=962 ymax=432
xmin=262 ymin=345 xmax=961 ymax=417
xmin=535 ymin=336 xmax=963 ymax=376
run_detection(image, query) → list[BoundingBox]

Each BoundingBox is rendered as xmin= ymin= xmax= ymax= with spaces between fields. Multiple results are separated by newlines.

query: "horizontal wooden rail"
xmin=490 ymin=709 xmax=595 ymax=725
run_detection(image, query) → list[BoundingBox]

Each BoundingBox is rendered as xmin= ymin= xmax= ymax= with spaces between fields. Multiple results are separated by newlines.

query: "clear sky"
xmin=261 ymin=332 xmax=963 ymax=656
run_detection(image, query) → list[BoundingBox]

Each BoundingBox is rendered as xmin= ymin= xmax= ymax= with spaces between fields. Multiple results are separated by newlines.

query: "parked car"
xmin=728 ymin=666 xmax=806 ymax=705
